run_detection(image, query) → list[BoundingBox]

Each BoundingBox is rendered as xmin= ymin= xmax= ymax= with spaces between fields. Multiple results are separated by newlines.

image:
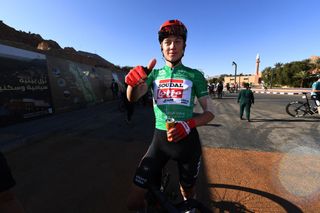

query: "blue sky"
xmin=1 ymin=0 xmax=319 ymax=77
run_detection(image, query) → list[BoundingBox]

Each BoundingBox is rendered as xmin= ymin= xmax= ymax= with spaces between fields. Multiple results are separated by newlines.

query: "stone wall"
xmin=0 ymin=43 xmax=124 ymax=125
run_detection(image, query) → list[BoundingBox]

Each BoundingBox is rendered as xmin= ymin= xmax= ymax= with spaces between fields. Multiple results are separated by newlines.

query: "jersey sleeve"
xmin=194 ymin=70 xmax=208 ymax=98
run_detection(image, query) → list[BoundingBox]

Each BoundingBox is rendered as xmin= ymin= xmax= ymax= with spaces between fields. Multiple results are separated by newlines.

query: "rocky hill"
xmin=0 ymin=20 xmax=117 ymax=69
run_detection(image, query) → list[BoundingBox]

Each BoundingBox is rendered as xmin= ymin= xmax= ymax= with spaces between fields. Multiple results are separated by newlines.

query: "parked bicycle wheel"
xmin=209 ymin=183 xmax=302 ymax=213
xmin=286 ymin=101 xmax=308 ymax=117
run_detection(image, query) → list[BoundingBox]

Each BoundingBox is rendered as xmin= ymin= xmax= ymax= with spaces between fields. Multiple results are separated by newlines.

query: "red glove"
xmin=125 ymin=66 xmax=147 ymax=87
xmin=167 ymin=119 xmax=196 ymax=142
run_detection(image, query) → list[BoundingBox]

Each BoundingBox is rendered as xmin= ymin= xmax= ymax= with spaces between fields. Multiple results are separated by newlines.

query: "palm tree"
xmin=316 ymin=58 xmax=320 ymax=73
xmin=294 ymin=71 xmax=309 ymax=87
xmin=274 ymin=62 xmax=283 ymax=68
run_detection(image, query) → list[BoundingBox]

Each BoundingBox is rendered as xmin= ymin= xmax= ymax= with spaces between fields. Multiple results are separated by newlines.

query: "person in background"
xmin=208 ymin=83 xmax=215 ymax=98
xmin=110 ymin=79 xmax=119 ymax=99
xmin=217 ymin=81 xmax=223 ymax=98
xmin=123 ymin=83 xmax=135 ymax=124
xmin=311 ymin=77 xmax=320 ymax=107
xmin=226 ymin=83 xmax=230 ymax=93
xmin=0 ymin=152 xmax=25 ymax=213
xmin=237 ymin=83 xmax=254 ymax=122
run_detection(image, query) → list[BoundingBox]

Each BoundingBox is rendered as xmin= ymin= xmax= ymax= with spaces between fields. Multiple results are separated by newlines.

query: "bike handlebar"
xmin=148 ymin=184 xmax=212 ymax=213
xmin=148 ymin=185 xmax=179 ymax=213
xmin=176 ymin=198 xmax=212 ymax=213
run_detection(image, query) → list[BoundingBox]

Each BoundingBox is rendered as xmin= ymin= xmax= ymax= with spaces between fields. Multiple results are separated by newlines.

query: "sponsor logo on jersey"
xmin=154 ymin=79 xmax=192 ymax=106
xmin=157 ymin=88 xmax=183 ymax=99
xmin=157 ymin=79 xmax=184 ymax=99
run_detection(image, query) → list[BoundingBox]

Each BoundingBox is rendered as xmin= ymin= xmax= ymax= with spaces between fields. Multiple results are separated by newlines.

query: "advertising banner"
xmin=0 ymin=44 xmax=52 ymax=126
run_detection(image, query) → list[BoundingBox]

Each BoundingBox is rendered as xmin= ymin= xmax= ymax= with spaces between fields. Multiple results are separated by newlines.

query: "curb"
xmin=253 ymin=90 xmax=303 ymax=95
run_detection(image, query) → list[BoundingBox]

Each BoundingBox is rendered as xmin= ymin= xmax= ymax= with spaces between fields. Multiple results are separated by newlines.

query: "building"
xmin=224 ymin=54 xmax=261 ymax=87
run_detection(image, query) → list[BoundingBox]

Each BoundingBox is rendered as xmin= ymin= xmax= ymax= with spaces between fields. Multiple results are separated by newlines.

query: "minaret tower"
xmin=255 ymin=53 xmax=261 ymax=84
xmin=256 ymin=53 xmax=260 ymax=76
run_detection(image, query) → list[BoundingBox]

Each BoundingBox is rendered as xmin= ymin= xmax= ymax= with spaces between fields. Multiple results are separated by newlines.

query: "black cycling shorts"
xmin=0 ymin=152 xmax=15 ymax=192
xmin=133 ymin=128 xmax=202 ymax=189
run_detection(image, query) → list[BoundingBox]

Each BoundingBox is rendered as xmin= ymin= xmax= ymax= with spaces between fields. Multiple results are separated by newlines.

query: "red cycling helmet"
xmin=158 ymin=19 xmax=188 ymax=43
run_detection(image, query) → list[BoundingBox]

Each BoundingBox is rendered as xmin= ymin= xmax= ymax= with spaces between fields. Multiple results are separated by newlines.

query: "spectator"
xmin=226 ymin=83 xmax=230 ymax=92
xmin=237 ymin=83 xmax=254 ymax=122
xmin=110 ymin=79 xmax=119 ymax=99
xmin=123 ymin=83 xmax=135 ymax=124
xmin=208 ymin=83 xmax=215 ymax=98
xmin=217 ymin=81 xmax=223 ymax=98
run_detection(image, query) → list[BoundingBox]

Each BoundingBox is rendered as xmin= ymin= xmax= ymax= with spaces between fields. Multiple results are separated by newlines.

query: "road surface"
xmin=1 ymin=93 xmax=319 ymax=212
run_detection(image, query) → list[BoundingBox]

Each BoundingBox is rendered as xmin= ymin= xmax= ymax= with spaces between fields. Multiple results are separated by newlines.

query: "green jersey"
xmin=145 ymin=64 xmax=208 ymax=130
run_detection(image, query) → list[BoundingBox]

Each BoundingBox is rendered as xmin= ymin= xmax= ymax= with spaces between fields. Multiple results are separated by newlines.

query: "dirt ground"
xmin=200 ymin=147 xmax=320 ymax=212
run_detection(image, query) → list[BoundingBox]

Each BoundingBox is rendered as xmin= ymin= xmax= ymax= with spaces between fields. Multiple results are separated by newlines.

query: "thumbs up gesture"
xmin=125 ymin=59 xmax=156 ymax=87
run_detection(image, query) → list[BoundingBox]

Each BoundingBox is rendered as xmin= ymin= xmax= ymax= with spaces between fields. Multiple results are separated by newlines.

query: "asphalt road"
xmin=1 ymin=93 xmax=319 ymax=212
xmin=2 ymin=101 xmax=156 ymax=213
xmin=198 ymin=93 xmax=320 ymax=152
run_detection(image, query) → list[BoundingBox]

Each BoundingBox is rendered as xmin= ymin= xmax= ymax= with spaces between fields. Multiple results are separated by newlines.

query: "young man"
xmin=125 ymin=19 xmax=214 ymax=211
xmin=237 ymin=83 xmax=254 ymax=122
xmin=0 ymin=152 xmax=25 ymax=213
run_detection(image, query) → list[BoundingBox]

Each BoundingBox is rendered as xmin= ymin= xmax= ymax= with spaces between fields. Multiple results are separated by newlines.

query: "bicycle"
xmin=140 ymin=171 xmax=212 ymax=213
xmin=208 ymin=183 xmax=302 ymax=212
xmin=140 ymin=169 xmax=303 ymax=212
xmin=286 ymin=92 xmax=319 ymax=117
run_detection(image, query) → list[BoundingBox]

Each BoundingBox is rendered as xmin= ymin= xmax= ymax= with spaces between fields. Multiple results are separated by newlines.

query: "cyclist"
xmin=311 ymin=77 xmax=320 ymax=107
xmin=125 ymin=19 xmax=214 ymax=211
xmin=0 ymin=152 xmax=25 ymax=213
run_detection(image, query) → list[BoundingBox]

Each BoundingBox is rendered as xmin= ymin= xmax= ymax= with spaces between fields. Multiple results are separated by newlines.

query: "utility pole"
xmin=232 ymin=61 xmax=237 ymax=91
